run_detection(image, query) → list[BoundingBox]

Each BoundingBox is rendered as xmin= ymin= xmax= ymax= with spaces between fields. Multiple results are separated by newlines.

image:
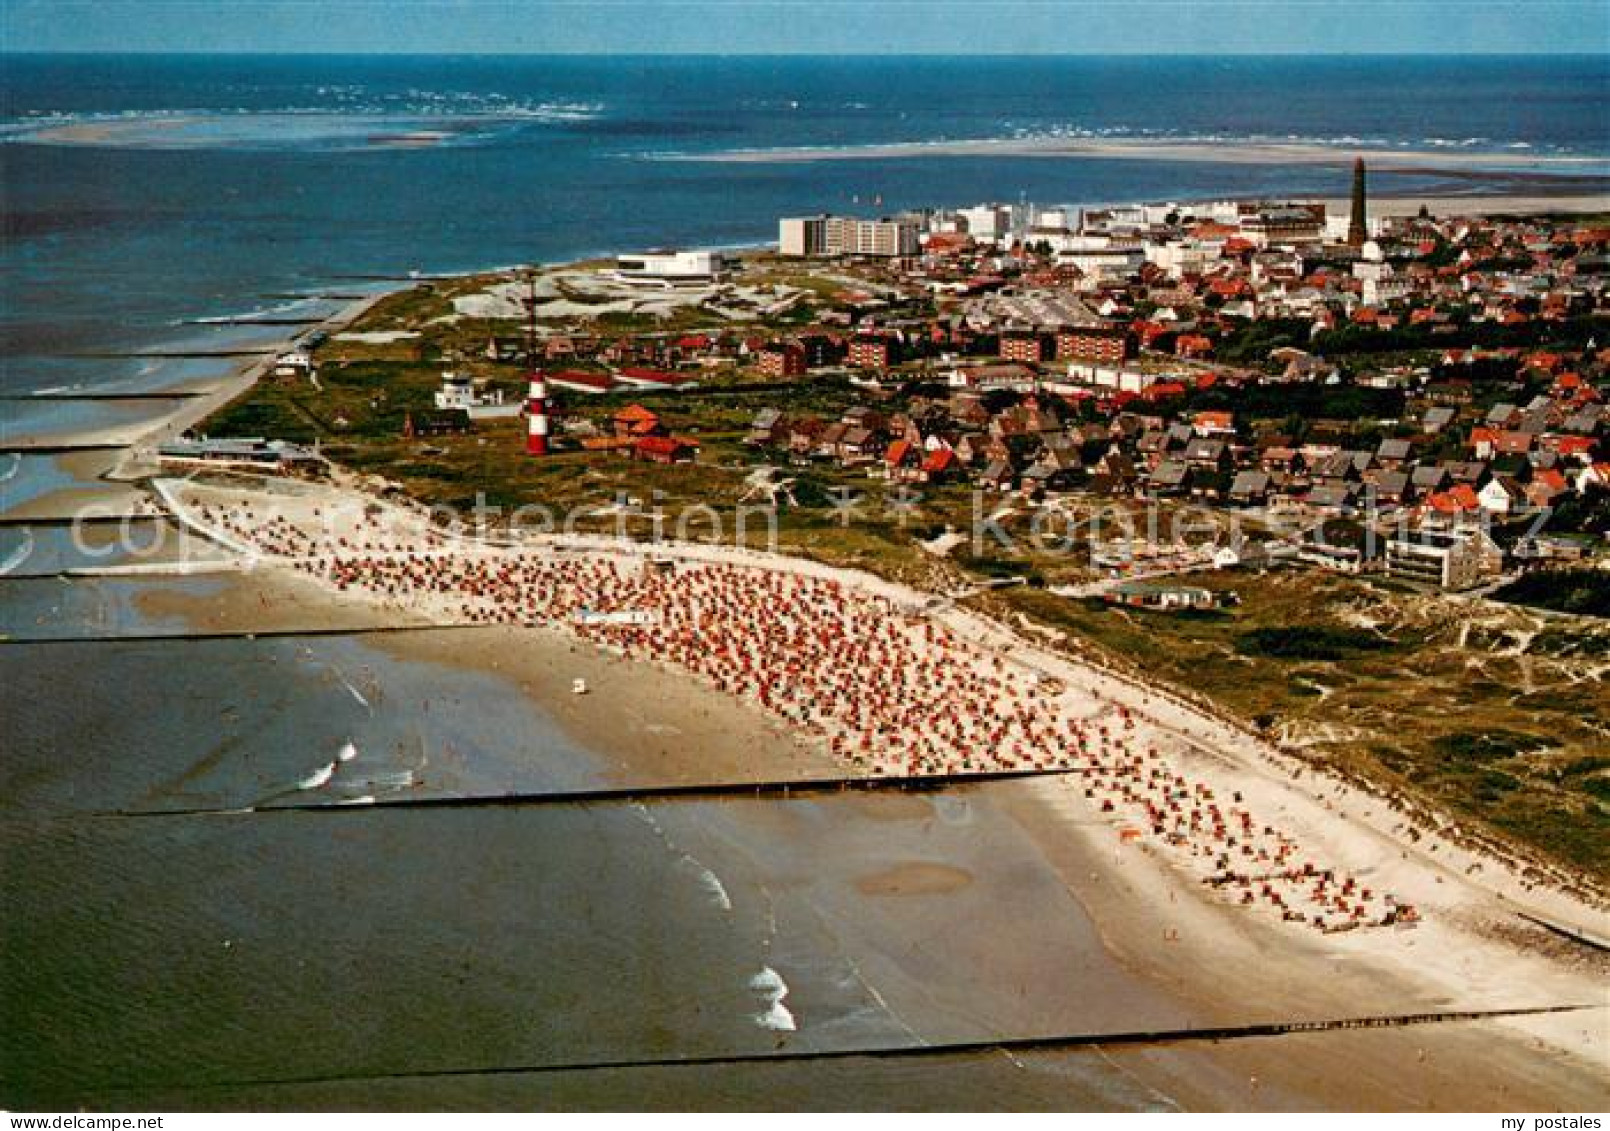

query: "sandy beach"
xmin=675 ymin=137 xmax=1609 ymax=216
xmin=0 ymin=292 xmax=393 ymax=523
xmin=124 ymin=469 xmax=1608 ymax=1108
xmin=9 ymin=444 xmax=1605 ymax=1106
xmin=682 ymin=136 xmax=1608 ymax=173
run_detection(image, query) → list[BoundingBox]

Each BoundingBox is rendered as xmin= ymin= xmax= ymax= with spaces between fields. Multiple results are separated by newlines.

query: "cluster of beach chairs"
xmin=194 ymin=495 xmax=1416 ymax=933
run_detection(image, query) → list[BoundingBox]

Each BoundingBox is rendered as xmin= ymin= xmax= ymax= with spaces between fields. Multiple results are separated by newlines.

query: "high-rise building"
xmin=1347 ymin=157 xmax=1368 ymax=247
xmin=779 ymin=216 xmax=831 ymax=257
xmin=779 ymin=215 xmax=918 ymax=258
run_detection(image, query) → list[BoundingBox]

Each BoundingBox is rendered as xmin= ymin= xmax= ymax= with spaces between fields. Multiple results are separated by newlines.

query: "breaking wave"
xmin=298 ymin=761 xmax=336 ymax=790
xmin=751 ymin=966 xmax=797 ymax=1032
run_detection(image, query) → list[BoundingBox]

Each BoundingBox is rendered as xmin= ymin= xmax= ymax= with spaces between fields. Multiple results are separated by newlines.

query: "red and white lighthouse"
xmin=525 ymin=370 xmax=550 ymax=456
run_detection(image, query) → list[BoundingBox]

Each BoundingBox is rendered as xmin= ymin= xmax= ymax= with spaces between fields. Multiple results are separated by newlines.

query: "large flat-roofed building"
xmin=614 ymin=249 xmax=726 ymax=283
xmin=1385 ymin=528 xmax=1502 ymax=590
xmin=959 ymin=203 xmax=1012 ymax=244
xmin=778 ymin=215 xmax=919 ymax=258
xmin=779 ymin=216 xmax=831 ymax=257
xmin=1239 ymin=203 xmax=1326 ymax=247
xmin=1055 ymin=245 xmax=1144 ymax=281
xmin=1057 ymin=324 xmax=1132 ymax=363
xmin=840 ymin=217 xmax=919 ymax=257
xmin=157 ymin=437 xmax=323 ymax=471
xmin=999 ymin=330 xmax=1050 ymax=364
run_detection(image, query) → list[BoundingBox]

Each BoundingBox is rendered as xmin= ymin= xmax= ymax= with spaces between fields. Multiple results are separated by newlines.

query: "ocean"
xmin=1 ymin=54 xmax=1607 ymax=1109
xmin=3 ymin=54 xmax=1607 ymax=372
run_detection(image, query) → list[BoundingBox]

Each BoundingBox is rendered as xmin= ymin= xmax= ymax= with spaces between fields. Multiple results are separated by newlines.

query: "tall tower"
xmin=1347 ymin=157 xmax=1368 ymax=248
xmin=526 ymin=371 xmax=549 ymax=456
xmin=521 ymin=267 xmax=549 ymax=457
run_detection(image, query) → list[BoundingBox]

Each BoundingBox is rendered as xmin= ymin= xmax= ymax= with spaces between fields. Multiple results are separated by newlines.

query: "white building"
xmin=1063 ymin=363 xmax=1170 ymax=394
xmin=614 ymin=249 xmax=726 ymax=283
xmin=778 ymin=215 xmax=918 ymax=258
xmin=779 ymin=216 xmax=826 ymax=257
xmin=946 ymin=363 xmax=1038 ymax=392
xmin=1145 ymin=240 xmax=1220 ymax=279
xmin=1055 ymin=246 xmax=1144 ymax=281
xmin=1384 ymin=528 xmax=1503 ymax=590
xmin=959 ymin=204 xmax=1012 ymax=244
xmin=1363 ymin=275 xmax=1415 ymax=307
xmin=273 ymin=349 xmax=315 ymax=381
xmin=433 ymin=370 xmax=521 ymax=419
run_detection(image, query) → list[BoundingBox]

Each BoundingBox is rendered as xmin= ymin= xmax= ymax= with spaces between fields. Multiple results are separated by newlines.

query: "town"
xmin=218 ymin=161 xmax=1607 ymax=607
xmin=187 ymin=168 xmax=1609 ymax=886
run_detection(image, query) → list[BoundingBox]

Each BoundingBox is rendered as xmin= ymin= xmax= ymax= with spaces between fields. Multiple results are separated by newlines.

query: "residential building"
xmin=778 ymin=215 xmax=919 ymax=258
xmin=1385 ymin=528 xmax=1504 ymax=590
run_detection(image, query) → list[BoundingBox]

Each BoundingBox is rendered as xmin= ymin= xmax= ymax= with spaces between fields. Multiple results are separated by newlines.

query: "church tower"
xmin=1347 ymin=157 xmax=1368 ymax=247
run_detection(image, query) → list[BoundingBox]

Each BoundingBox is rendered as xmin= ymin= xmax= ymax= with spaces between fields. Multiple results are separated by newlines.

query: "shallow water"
xmin=0 ymin=519 xmax=231 ymax=577
xmin=0 ymin=625 xmax=1185 ymax=1109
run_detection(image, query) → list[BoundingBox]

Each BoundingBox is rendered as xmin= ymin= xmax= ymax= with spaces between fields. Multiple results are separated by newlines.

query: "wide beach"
xmin=48 ymin=461 xmax=1592 ymax=1110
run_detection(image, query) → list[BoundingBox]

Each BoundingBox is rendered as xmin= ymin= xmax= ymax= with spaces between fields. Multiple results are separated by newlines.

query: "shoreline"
xmin=143 ymin=473 xmax=1608 ymax=1095
xmin=673 ymin=135 xmax=1610 ymax=172
xmin=106 ymin=522 xmax=1610 ymax=1110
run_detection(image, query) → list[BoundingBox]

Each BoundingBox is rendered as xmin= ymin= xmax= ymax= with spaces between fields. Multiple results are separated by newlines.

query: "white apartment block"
xmin=778 ymin=215 xmax=919 ymax=258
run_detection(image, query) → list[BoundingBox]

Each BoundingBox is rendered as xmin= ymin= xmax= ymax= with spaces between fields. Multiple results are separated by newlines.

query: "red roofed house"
xmin=633 ymin=435 xmax=698 ymax=464
xmin=1141 ymin=381 xmax=1188 ymax=402
xmin=612 ymin=404 xmax=665 ymax=439
xmin=1129 ymin=320 xmax=1170 ymax=349
xmin=1425 ymin=483 xmax=1481 ymax=517
xmin=1552 ymin=372 xmax=1595 ymax=403
xmin=919 ymin=445 xmax=958 ymax=483
xmin=1549 ymin=435 xmax=1596 ymax=461
xmin=1493 ymin=430 xmax=1535 ymax=457
xmin=549 ymin=369 xmax=618 ymax=395
xmin=1207 ymin=277 xmax=1249 ymax=301
xmin=884 ymin=438 xmax=921 ymax=481
xmin=1527 ymin=468 xmax=1568 ymax=508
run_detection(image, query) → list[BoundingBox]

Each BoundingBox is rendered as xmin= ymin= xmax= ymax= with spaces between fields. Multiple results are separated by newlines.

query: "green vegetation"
xmin=1492 ymin=569 xmax=1610 ymax=617
xmin=1234 ymin=625 xmax=1396 ymax=662
xmin=1314 ymin=314 xmax=1606 ymax=355
xmin=1432 ymin=729 xmax=1546 ymax=763
xmin=1214 ymin=317 xmax=1311 ymax=368
xmin=973 ymin=569 xmax=1610 ymax=881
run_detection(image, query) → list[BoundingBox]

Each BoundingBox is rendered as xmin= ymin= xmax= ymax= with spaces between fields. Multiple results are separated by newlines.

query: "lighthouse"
xmin=526 ymin=370 xmax=550 ymax=456
xmin=518 ymin=267 xmax=550 ymax=456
